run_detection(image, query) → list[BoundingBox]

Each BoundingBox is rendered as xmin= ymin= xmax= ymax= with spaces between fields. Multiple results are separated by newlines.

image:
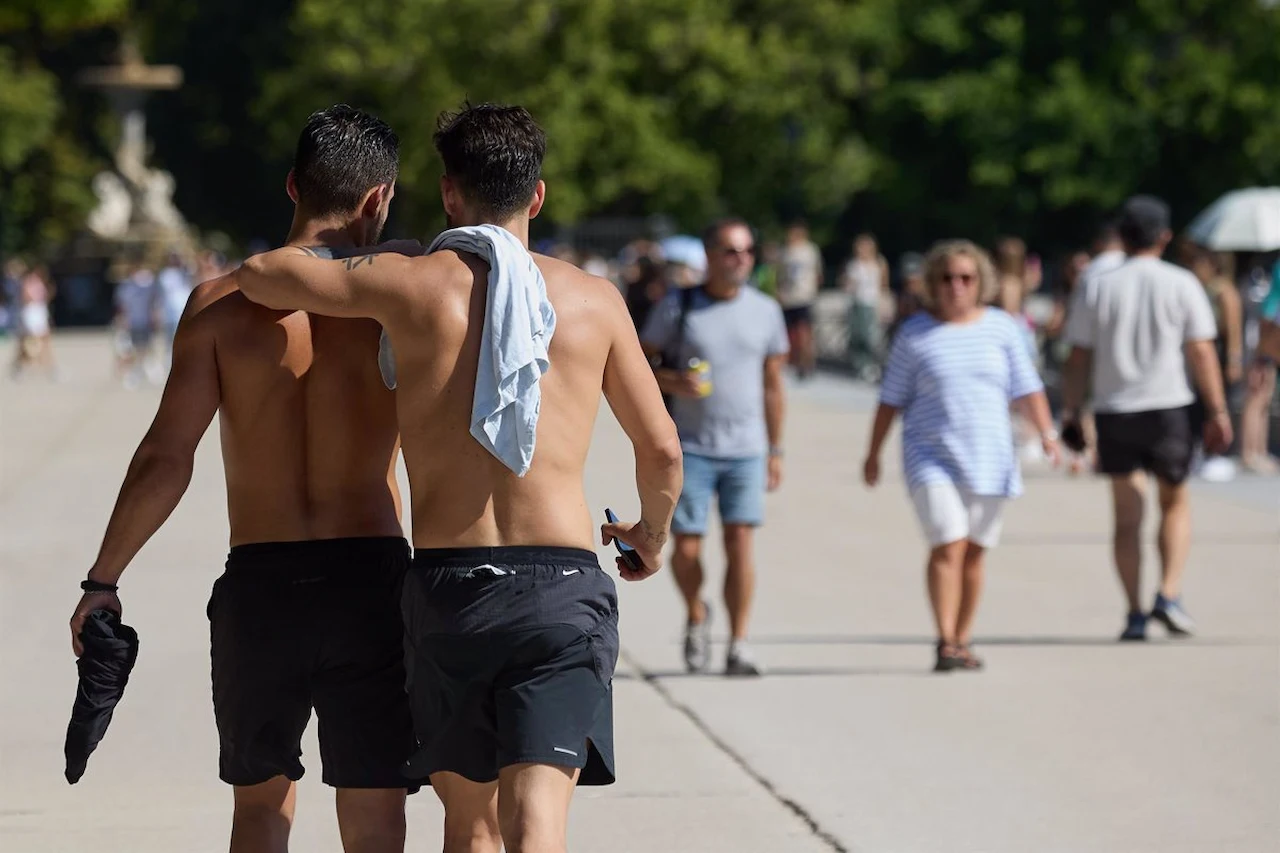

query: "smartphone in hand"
xmin=604 ymin=508 xmax=644 ymax=572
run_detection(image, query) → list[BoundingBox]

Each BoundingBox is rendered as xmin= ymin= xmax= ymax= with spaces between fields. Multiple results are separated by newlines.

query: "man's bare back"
xmin=187 ymin=273 xmax=401 ymax=545
xmin=387 ymin=251 xmax=621 ymax=550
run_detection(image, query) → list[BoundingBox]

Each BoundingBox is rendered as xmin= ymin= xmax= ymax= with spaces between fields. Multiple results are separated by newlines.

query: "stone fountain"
xmin=54 ymin=32 xmax=191 ymax=324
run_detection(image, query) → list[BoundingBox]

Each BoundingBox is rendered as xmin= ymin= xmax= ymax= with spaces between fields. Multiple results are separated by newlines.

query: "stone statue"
xmin=86 ymin=171 xmax=133 ymax=239
xmin=137 ymin=169 xmax=185 ymax=231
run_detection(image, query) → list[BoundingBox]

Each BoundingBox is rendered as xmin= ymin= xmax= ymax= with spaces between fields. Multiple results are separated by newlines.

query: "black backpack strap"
xmin=663 ymin=284 xmax=701 ymax=368
xmin=659 ymin=285 xmax=701 ymax=413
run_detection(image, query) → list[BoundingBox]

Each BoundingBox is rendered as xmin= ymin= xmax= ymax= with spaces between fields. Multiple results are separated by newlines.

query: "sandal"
xmin=955 ymin=644 xmax=985 ymax=671
xmin=933 ymin=640 xmax=965 ymax=673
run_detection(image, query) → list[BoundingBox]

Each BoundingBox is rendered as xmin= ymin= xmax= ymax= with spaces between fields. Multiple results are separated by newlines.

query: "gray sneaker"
xmin=725 ymin=642 xmax=763 ymax=677
xmin=1151 ymin=594 xmax=1196 ymax=637
xmin=683 ymin=603 xmax=712 ymax=672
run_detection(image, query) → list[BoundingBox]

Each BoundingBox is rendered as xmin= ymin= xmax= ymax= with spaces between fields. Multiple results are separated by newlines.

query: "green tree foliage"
xmin=5 ymin=0 xmax=1280 ymax=257
xmin=0 ymin=0 xmax=128 ymax=255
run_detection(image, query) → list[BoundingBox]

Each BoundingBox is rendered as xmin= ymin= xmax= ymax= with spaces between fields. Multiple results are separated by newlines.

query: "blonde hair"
xmin=920 ymin=240 xmax=999 ymax=310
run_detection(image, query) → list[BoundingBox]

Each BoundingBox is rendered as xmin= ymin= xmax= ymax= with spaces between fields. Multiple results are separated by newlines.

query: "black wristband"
xmin=80 ymin=579 xmax=119 ymax=593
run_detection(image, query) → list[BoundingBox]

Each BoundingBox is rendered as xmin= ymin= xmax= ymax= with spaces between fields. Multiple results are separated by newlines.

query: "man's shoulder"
xmin=735 ymin=285 xmax=784 ymax=314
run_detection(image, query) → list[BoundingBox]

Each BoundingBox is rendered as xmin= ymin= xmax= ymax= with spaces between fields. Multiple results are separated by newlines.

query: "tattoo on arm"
xmin=343 ymin=254 xmax=375 ymax=270
xmin=298 ymin=246 xmax=321 ymax=258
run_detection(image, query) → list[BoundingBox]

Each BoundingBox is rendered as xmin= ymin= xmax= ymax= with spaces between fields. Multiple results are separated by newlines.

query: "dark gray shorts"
xmin=401 ymin=547 xmax=619 ymax=786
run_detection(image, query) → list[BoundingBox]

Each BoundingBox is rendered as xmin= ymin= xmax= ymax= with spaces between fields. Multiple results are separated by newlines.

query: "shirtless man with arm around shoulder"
xmin=240 ymin=103 xmax=683 ymax=853
xmin=71 ymin=105 xmax=425 ymax=853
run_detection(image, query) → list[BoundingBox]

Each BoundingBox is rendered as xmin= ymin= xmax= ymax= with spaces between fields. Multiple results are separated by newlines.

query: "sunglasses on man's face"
xmin=941 ymin=272 xmax=976 ymax=285
xmin=721 ymin=246 xmax=756 ymax=258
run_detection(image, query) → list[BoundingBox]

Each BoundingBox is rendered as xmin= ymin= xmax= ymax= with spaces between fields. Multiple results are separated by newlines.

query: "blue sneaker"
xmin=1119 ymin=611 xmax=1148 ymax=641
xmin=1151 ymin=594 xmax=1196 ymax=637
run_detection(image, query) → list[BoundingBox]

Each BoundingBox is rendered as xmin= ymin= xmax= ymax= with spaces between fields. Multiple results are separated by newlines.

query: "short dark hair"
xmin=293 ymin=105 xmax=399 ymax=216
xmin=1117 ymin=195 xmax=1171 ymax=251
xmin=434 ymin=103 xmax=546 ymax=220
xmin=702 ymin=217 xmax=752 ymax=250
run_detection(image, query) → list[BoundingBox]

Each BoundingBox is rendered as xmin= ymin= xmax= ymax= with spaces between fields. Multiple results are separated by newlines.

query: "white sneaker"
xmin=725 ymin=642 xmax=764 ymax=677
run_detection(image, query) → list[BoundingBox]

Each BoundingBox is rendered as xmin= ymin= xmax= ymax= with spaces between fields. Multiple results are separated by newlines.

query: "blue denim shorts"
xmin=673 ymin=452 xmax=766 ymax=535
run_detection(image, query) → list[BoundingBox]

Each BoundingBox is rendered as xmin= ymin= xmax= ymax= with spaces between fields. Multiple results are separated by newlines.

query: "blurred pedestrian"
xmin=1086 ymin=223 xmax=1126 ymax=278
xmin=624 ymin=254 xmax=667 ymax=333
xmin=1045 ymin=250 xmax=1094 ymax=475
xmin=1188 ymin=248 xmax=1244 ymax=478
xmin=862 ymin=240 xmax=1059 ymax=673
xmin=839 ymin=233 xmax=890 ymax=381
xmin=1061 ymin=196 xmax=1232 ymax=641
xmin=1257 ymin=263 xmax=1280 ymax=361
xmin=113 ymin=264 xmax=161 ymax=389
xmin=1240 ymin=261 xmax=1278 ymax=474
xmin=1 ymin=258 xmax=22 ymax=335
xmin=887 ymin=251 xmax=926 ymax=345
xmin=776 ymin=221 xmax=823 ymax=378
xmin=641 ymin=218 xmax=789 ymax=676
xmin=11 ymin=263 xmax=57 ymax=379
xmin=751 ymin=240 xmax=781 ymax=299
xmin=157 ymin=252 xmax=194 ymax=371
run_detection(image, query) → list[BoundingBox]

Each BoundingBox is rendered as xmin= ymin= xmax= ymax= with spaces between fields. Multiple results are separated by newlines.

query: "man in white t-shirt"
xmin=776 ymin=222 xmax=823 ymax=378
xmin=1062 ymin=195 xmax=1232 ymax=641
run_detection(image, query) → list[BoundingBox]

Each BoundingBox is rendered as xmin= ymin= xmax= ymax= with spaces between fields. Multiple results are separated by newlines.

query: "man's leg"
xmin=432 ymin=772 xmax=502 ymax=853
xmin=1155 ymin=479 xmax=1191 ymax=600
xmin=334 ymin=789 xmax=407 ymax=853
xmin=722 ymin=524 xmax=756 ymax=643
xmin=231 ymin=777 xmax=295 ymax=853
xmin=671 ymin=534 xmax=706 ymax=625
xmin=497 ymin=763 xmax=579 ymax=853
xmin=1110 ymin=472 xmax=1147 ymax=613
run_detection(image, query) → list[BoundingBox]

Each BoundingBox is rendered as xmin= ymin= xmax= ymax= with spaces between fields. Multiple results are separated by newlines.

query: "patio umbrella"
xmin=64 ymin=609 xmax=139 ymax=784
xmin=1185 ymin=187 xmax=1280 ymax=251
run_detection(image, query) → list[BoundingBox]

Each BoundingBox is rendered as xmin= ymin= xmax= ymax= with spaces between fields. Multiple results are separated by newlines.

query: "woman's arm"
xmin=1220 ymin=282 xmax=1244 ymax=384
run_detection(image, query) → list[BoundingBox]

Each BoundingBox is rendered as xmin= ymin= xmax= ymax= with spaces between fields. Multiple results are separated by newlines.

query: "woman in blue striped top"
xmin=863 ymin=240 xmax=1060 ymax=672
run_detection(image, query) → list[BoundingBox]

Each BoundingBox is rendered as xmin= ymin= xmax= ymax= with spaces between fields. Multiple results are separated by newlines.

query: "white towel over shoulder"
xmin=383 ymin=224 xmax=556 ymax=477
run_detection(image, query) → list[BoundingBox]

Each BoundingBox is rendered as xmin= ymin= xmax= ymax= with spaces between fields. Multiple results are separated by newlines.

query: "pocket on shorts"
xmin=587 ymin=614 xmax=620 ymax=688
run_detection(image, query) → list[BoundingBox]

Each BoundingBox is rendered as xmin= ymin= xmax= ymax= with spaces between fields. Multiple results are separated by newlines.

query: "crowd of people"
xmin=3 ymin=250 xmax=233 ymax=386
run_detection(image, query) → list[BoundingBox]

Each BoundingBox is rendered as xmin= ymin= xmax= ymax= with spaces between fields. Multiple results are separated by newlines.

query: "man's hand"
xmin=371 ymin=239 xmax=425 ymax=257
xmin=601 ymin=517 xmax=666 ymax=582
xmin=70 ymin=590 xmax=122 ymax=657
xmin=863 ymin=455 xmax=881 ymax=487
xmin=1203 ymin=411 xmax=1234 ymax=456
xmin=767 ymin=455 xmax=784 ymax=491
xmin=658 ymin=369 xmax=702 ymax=399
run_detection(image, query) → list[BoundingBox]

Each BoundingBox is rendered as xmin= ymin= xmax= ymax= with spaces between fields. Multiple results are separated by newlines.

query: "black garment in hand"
xmin=65 ymin=609 xmax=139 ymax=784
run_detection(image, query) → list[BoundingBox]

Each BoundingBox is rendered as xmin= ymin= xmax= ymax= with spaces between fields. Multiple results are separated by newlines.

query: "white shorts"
xmin=910 ymin=482 xmax=1006 ymax=548
xmin=19 ymin=304 xmax=50 ymax=336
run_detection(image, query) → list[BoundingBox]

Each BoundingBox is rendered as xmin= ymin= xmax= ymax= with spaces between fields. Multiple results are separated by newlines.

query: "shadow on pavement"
xmin=745 ymin=634 xmax=1274 ymax=648
xmin=620 ymin=665 xmax=930 ymax=680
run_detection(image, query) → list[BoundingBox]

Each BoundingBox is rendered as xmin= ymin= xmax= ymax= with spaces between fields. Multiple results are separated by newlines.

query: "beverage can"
xmin=687 ymin=358 xmax=713 ymax=398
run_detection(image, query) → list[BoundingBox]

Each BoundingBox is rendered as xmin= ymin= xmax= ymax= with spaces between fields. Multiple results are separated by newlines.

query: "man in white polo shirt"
xmin=1061 ymin=195 xmax=1232 ymax=641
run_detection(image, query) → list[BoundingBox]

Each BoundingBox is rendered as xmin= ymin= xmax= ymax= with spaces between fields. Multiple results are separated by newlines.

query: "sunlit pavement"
xmin=3 ymin=332 xmax=1276 ymax=852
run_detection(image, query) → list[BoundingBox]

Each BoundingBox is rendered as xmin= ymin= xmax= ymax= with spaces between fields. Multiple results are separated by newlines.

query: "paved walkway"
xmin=2 ymin=333 xmax=1277 ymax=852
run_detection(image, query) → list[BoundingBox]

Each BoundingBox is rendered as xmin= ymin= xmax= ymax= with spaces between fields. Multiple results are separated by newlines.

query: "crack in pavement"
xmin=621 ymin=648 xmax=851 ymax=853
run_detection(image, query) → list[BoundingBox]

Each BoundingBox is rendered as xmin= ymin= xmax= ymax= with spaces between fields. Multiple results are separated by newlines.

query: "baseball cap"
xmin=1117 ymin=195 xmax=1170 ymax=249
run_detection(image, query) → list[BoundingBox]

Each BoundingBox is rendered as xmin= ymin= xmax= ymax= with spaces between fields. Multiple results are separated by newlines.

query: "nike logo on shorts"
xmin=561 ymin=569 xmax=581 ymax=576
xmin=553 ymin=746 xmax=579 ymax=756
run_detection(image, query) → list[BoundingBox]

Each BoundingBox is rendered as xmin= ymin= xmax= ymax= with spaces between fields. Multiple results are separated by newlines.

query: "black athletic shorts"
xmin=782 ymin=305 xmax=813 ymax=328
xmin=1094 ymin=405 xmax=1195 ymax=485
xmin=401 ymin=547 xmax=619 ymax=786
xmin=208 ymin=537 xmax=415 ymax=789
